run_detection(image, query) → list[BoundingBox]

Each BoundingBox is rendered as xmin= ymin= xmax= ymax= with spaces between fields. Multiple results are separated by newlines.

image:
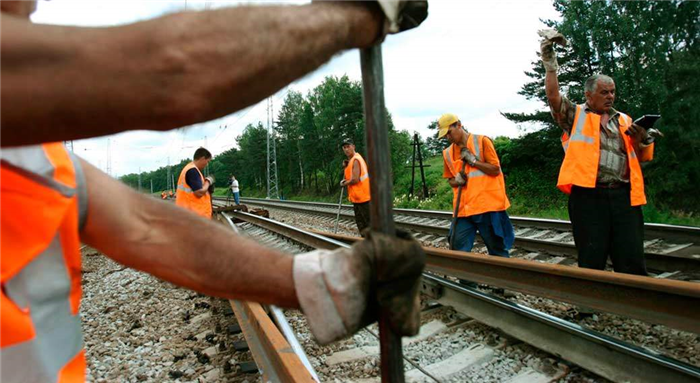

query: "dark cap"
xmin=341 ymin=138 xmax=354 ymax=146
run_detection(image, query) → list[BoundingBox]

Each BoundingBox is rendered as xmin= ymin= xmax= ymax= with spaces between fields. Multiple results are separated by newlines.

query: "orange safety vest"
xmin=344 ymin=153 xmax=371 ymax=204
xmin=1 ymin=143 xmax=87 ymax=382
xmin=443 ymin=135 xmax=510 ymax=218
xmin=557 ymin=105 xmax=652 ymax=206
xmin=176 ymin=162 xmax=212 ymax=218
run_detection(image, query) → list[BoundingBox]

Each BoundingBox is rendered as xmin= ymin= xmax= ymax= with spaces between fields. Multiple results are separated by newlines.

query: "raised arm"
xmin=79 ymin=158 xmax=299 ymax=308
xmin=541 ymin=38 xmax=562 ymax=112
xmin=1 ymin=3 xmax=382 ymax=146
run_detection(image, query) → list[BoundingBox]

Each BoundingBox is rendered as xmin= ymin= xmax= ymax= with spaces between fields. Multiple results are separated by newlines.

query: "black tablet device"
xmin=632 ymin=114 xmax=661 ymax=130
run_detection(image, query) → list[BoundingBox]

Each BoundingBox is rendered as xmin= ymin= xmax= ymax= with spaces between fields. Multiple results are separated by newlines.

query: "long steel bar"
xmin=216 ymin=214 xmax=317 ymax=382
xmin=228 ymin=211 xmax=700 ymax=381
xmin=360 ymin=44 xmax=404 ymax=383
xmin=220 ymin=198 xmax=700 ymax=273
xmin=232 ymin=197 xmax=700 ymax=242
xmin=314 ymin=231 xmax=700 ymax=334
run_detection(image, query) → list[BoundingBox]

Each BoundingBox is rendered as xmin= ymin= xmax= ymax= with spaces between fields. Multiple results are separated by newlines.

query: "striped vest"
xmin=1 ymin=143 xmax=88 ymax=382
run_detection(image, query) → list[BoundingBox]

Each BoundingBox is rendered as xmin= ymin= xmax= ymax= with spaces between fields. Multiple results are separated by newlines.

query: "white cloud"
xmin=32 ymin=0 xmax=559 ymax=176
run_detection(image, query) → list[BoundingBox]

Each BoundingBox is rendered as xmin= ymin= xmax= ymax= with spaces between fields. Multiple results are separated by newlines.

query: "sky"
xmin=30 ymin=0 xmax=560 ymax=177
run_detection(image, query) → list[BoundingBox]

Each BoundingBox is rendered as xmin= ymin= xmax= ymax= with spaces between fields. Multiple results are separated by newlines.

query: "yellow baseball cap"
xmin=438 ymin=113 xmax=459 ymax=138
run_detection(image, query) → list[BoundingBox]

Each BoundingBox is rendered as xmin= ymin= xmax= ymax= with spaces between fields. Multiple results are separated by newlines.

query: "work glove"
xmin=537 ymin=29 xmax=567 ymax=73
xmin=376 ymin=0 xmax=429 ymax=35
xmin=205 ymin=175 xmax=215 ymax=186
xmin=340 ymin=179 xmax=349 ymax=187
xmin=454 ymin=172 xmax=467 ymax=186
xmin=293 ymin=230 xmax=425 ymax=345
xmin=626 ymin=123 xmax=649 ymax=143
xmin=460 ymin=147 xmax=478 ymax=167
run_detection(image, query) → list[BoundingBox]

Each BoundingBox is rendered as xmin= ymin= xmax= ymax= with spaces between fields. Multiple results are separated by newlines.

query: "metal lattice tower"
xmin=266 ymin=97 xmax=280 ymax=199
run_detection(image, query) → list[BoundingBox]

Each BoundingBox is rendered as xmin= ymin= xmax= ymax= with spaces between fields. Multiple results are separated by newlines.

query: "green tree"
xmin=503 ymin=0 xmax=700 ymax=213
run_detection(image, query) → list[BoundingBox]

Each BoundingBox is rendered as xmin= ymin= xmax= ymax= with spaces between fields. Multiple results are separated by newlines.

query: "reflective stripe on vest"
xmin=344 ymin=153 xmax=371 ymax=204
xmin=442 ymin=136 xmax=510 ymax=218
xmin=175 ymin=162 xmax=212 ymax=218
xmin=556 ymin=105 xmax=648 ymax=206
xmin=1 ymin=143 xmax=87 ymax=382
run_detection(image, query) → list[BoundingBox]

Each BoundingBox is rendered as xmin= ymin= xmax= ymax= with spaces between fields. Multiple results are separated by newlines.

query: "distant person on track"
xmin=540 ymin=30 xmax=654 ymax=276
xmin=438 ymin=114 xmax=514 ymax=260
xmin=0 ymin=1 xmax=428 ymax=381
xmin=340 ymin=139 xmax=372 ymax=235
xmin=230 ymin=175 xmax=240 ymax=205
xmin=176 ymin=147 xmax=215 ymax=219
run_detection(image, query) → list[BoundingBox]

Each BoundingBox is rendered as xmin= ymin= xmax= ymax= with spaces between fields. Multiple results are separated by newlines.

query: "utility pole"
xmin=405 ymin=133 xmax=430 ymax=199
xmin=138 ymin=167 xmax=142 ymax=192
xmin=150 ymin=179 xmax=153 ymax=194
xmin=266 ymin=97 xmax=280 ymax=199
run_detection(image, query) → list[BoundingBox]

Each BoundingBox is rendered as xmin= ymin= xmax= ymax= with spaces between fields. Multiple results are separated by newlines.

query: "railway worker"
xmin=176 ymin=147 xmax=215 ymax=219
xmin=1 ymin=1 xmax=428 ymax=382
xmin=340 ymin=139 xmax=372 ymax=235
xmin=161 ymin=191 xmax=168 ymax=200
xmin=438 ymin=114 xmax=515 ymax=261
xmin=540 ymin=32 xmax=653 ymax=276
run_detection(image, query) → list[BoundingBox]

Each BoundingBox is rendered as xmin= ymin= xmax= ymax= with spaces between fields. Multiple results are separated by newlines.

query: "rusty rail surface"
xmin=221 ymin=197 xmax=700 ymax=273
xmin=319 ymin=231 xmax=700 ymax=334
xmin=225 ymin=210 xmax=700 ymax=382
xmin=229 ymin=300 xmax=316 ymax=383
xmin=215 ymin=214 xmax=317 ymax=382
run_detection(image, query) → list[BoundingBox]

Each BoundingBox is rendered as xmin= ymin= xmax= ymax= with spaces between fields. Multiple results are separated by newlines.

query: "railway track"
xmin=219 ymin=197 xmax=700 ymax=278
xmin=214 ymin=207 xmax=700 ymax=383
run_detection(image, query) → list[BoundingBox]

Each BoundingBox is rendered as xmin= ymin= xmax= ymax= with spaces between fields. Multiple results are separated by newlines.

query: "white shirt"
xmin=231 ymin=180 xmax=239 ymax=193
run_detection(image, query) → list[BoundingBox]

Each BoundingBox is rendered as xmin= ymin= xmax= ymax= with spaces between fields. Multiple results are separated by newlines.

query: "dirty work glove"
xmin=293 ymin=230 xmax=425 ymax=345
xmin=454 ymin=172 xmax=467 ymax=186
xmin=376 ymin=0 xmax=429 ymax=35
xmin=460 ymin=147 xmax=477 ymax=167
xmin=538 ymin=29 xmax=567 ymax=73
xmin=205 ymin=175 xmax=215 ymax=186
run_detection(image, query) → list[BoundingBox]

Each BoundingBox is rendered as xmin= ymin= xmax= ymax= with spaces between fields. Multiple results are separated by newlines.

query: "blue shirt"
xmin=185 ymin=168 xmax=203 ymax=191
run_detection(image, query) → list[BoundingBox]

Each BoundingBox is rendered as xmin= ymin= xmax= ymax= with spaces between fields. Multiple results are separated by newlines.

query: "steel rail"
xmin=218 ymin=197 xmax=700 ymax=273
xmin=423 ymin=275 xmax=700 ymax=383
xmin=319 ymin=231 xmax=700 ymax=334
xmin=216 ymin=214 xmax=318 ymax=382
xmin=232 ymin=197 xmax=700 ymax=242
xmin=229 ymin=300 xmax=316 ymax=383
xmin=227 ymin=210 xmax=700 ymax=382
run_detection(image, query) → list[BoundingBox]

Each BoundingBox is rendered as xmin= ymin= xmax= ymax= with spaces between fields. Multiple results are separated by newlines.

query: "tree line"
xmin=123 ymin=0 xmax=699 ymax=216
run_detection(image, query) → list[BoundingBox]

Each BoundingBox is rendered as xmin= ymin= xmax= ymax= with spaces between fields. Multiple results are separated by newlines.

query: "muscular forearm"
xmin=80 ymin=160 xmax=298 ymax=307
xmin=1 ymin=4 xmax=381 ymax=146
xmin=194 ymin=181 xmax=210 ymax=198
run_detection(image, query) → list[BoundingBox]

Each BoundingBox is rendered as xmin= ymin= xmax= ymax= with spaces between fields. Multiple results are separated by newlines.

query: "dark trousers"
xmin=353 ymin=202 xmax=371 ymax=236
xmin=568 ymin=185 xmax=647 ymax=275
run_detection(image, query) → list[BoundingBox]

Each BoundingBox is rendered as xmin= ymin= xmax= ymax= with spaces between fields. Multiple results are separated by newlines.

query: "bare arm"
xmin=471 ymin=159 xmax=501 ymax=176
xmin=193 ymin=180 xmax=211 ymax=198
xmin=79 ymin=159 xmax=299 ymax=308
xmin=349 ymin=159 xmax=361 ymax=185
xmin=1 ymin=3 xmax=381 ymax=147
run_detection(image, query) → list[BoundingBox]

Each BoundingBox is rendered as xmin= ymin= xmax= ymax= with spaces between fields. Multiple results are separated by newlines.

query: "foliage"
xmin=121 ymin=75 xmax=413 ymax=201
xmin=503 ymin=0 xmax=700 ymax=213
